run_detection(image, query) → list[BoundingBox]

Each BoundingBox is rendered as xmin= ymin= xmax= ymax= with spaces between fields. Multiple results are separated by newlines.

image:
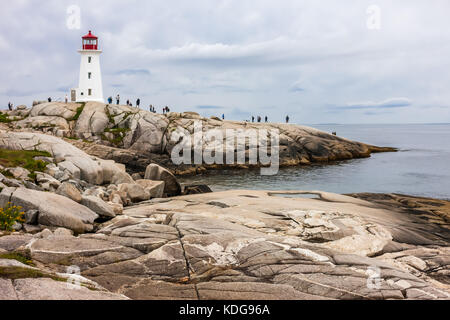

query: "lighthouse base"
xmin=71 ymin=88 xmax=105 ymax=103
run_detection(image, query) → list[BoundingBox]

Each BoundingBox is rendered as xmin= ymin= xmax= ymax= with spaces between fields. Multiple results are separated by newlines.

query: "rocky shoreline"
xmin=0 ymin=103 xmax=448 ymax=300
xmin=0 ymin=189 xmax=449 ymax=300
xmin=1 ymin=102 xmax=396 ymax=176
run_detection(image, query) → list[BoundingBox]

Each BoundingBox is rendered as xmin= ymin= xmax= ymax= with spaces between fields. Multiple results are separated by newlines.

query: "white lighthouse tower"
xmin=71 ymin=31 xmax=104 ymax=103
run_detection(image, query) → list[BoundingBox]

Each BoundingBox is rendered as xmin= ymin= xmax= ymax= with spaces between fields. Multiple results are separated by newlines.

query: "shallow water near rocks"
xmin=179 ymin=123 xmax=450 ymax=200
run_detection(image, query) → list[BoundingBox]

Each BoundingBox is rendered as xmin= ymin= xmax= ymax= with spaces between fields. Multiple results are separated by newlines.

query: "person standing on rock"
xmin=65 ymin=94 xmax=68 ymax=103
xmin=286 ymin=115 xmax=290 ymax=123
xmin=265 ymin=116 xmax=268 ymax=123
xmin=252 ymin=116 xmax=255 ymax=122
xmin=116 ymin=94 xmax=120 ymax=105
xmin=222 ymin=114 xmax=225 ymax=120
xmin=126 ymin=99 xmax=130 ymax=106
xmin=257 ymin=116 xmax=261 ymax=123
xmin=8 ymin=102 xmax=12 ymax=111
xmin=48 ymin=97 xmax=52 ymax=102
xmin=136 ymin=98 xmax=140 ymax=109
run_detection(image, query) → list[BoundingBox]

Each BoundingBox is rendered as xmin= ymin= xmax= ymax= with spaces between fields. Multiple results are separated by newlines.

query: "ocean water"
xmin=179 ymin=124 xmax=450 ymax=200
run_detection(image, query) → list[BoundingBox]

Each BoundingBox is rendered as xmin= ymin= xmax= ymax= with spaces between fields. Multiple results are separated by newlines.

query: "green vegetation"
xmin=105 ymin=106 xmax=116 ymax=125
xmin=0 ymin=148 xmax=50 ymax=180
xmin=0 ymin=202 xmax=25 ymax=231
xmin=101 ymin=127 xmax=131 ymax=147
xmin=0 ymin=112 xmax=12 ymax=123
xmin=0 ymin=266 xmax=67 ymax=281
xmin=69 ymin=102 xmax=86 ymax=121
xmin=0 ymin=252 xmax=35 ymax=266
xmin=0 ymin=112 xmax=23 ymax=123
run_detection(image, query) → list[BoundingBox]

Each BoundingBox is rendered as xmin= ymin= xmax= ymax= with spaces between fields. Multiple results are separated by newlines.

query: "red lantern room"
xmin=82 ymin=30 xmax=98 ymax=50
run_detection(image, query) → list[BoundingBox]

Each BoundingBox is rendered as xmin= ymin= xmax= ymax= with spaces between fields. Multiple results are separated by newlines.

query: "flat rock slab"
xmin=2 ymin=189 xmax=449 ymax=300
xmin=12 ymin=278 xmax=129 ymax=300
xmin=0 ymin=234 xmax=33 ymax=251
xmin=30 ymin=236 xmax=141 ymax=269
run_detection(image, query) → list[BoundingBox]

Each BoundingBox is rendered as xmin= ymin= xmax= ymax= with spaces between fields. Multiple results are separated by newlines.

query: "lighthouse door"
xmin=71 ymin=90 xmax=76 ymax=102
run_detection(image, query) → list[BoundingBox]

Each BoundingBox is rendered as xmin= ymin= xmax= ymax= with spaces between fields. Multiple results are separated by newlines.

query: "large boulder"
xmin=135 ymin=180 xmax=165 ymax=199
xmin=0 ymin=130 xmax=104 ymax=185
xmin=56 ymin=182 xmax=82 ymax=203
xmin=0 ymin=187 xmax=98 ymax=233
xmin=144 ymin=164 xmax=181 ymax=196
xmin=81 ymin=195 xmax=116 ymax=218
xmin=73 ymin=102 xmax=109 ymax=138
xmin=57 ymin=161 xmax=81 ymax=180
xmin=110 ymin=171 xmax=134 ymax=185
xmin=118 ymin=183 xmax=150 ymax=203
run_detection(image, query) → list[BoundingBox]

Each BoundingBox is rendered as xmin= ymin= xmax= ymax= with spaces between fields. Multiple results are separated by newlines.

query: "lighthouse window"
xmin=88 ymin=57 xmax=92 ymax=63
xmin=88 ymin=89 xmax=92 ymax=96
xmin=88 ymin=72 xmax=92 ymax=79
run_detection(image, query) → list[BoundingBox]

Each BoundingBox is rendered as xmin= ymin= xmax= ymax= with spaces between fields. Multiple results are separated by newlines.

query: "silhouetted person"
xmin=116 ymin=94 xmax=120 ymax=105
xmin=252 ymin=116 xmax=255 ymax=122
xmin=265 ymin=116 xmax=268 ymax=123
xmin=48 ymin=97 xmax=52 ymax=102
xmin=8 ymin=102 xmax=12 ymax=111
xmin=126 ymin=99 xmax=130 ymax=106
xmin=286 ymin=115 xmax=290 ymax=123
xmin=257 ymin=116 xmax=261 ymax=123
xmin=136 ymin=98 xmax=140 ymax=108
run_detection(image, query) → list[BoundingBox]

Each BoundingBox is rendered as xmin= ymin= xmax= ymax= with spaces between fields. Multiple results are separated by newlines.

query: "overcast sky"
xmin=1 ymin=0 xmax=449 ymax=123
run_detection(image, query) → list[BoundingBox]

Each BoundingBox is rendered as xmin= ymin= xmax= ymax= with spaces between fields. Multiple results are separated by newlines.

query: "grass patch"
xmin=0 ymin=169 xmax=13 ymax=178
xmin=0 ymin=266 xmax=66 ymax=282
xmin=0 ymin=112 xmax=23 ymax=123
xmin=68 ymin=102 xmax=86 ymax=121
xmin=0 ymin=149 xmax=51 ymax=180
xmin=0 ymin=112 xmax=12 ymax=123
xmin=0 ymin=253 xmax=35 ymax=266
xmin=105 ymin=106 xmax=116 ymax=125
xmin=101 ymin=127 xmax=131 ymax=147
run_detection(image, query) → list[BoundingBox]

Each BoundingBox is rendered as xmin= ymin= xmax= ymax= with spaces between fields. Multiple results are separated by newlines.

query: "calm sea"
xmin=179 ymin=124 xmax=450 ymax=200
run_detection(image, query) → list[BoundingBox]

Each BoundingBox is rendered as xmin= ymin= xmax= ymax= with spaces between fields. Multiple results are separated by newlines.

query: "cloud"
xmin=333 ymin=98 xmax=413 ymax=111
xmin=195 ymin=105 xmax=225 ymax=110
xmin=114 ymin=69 xmax=151 ymax=76
xmin=1 ymin=1 xmax=450 ymax=124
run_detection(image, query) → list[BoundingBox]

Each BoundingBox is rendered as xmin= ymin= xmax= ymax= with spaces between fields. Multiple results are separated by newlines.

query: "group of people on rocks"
xmin=162 ymin=106 xmax=171 ymax=114
xmin=247 ymin=115 xmax=290 ymax=123
xmin=250 ymin=115 xmax=270 ymax=123
xmin=106 ymin=95 xmax=172 ymax=115
xmin=6 ymin=94 xmax=292 ymax=125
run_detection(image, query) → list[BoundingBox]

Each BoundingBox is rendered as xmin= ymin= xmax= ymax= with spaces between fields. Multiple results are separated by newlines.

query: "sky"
xmin=1 ymin=0 xmax=450 ymax=124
